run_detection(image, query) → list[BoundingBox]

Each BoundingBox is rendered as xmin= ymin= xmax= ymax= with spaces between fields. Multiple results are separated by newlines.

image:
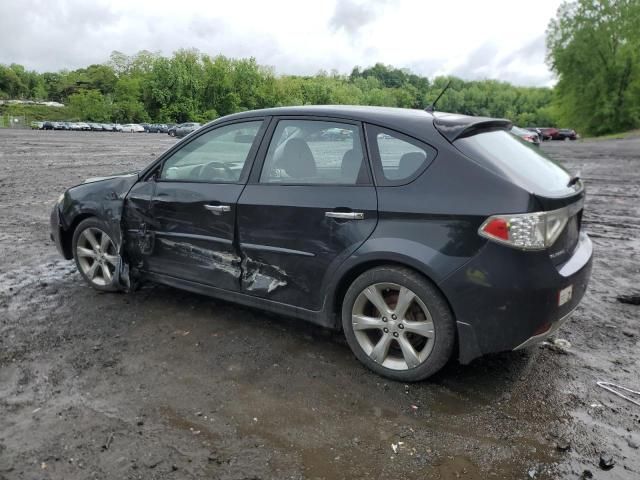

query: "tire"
xmin=342 ymin=266 xmax=455 ymax=382
xmin=169 ymin=131 xmax=175 ymax=137
xmin=72 ymin=218 xmax=120 ymax=292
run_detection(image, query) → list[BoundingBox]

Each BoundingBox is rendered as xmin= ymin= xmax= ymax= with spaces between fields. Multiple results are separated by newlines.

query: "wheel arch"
xmin=328 ymin=257 xmax=458 ymax=331
xmin=60 ymin=212 xmax=97 ymax=259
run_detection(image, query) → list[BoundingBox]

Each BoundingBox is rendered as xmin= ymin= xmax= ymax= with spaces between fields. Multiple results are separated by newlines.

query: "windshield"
xmin=455 ymin=130 xmax=577 ymax=198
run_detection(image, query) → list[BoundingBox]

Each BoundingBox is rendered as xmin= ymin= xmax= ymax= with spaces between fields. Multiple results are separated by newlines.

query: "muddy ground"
xmin=0 ymin=129 xmax=638 ymax=479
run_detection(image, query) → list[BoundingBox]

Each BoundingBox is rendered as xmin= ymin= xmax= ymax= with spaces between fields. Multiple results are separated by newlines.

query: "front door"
xmin=237 ymin=118 xmax=378 ymax=310
xmin=129 ymin=120 xmax=265 ymax=291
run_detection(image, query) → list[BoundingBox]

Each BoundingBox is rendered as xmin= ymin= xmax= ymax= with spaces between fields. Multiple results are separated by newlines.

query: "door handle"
xmin=325 ymin=211 xmax=364 ymax=220
xmin=204 ymin=204 xmax=231 ymax=213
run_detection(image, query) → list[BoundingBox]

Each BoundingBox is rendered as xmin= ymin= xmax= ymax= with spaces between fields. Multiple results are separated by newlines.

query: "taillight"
xmin=523 ymin=135 xmax=535 ymax=142
xmin=479 ymin=201 xmax=583 ymax=250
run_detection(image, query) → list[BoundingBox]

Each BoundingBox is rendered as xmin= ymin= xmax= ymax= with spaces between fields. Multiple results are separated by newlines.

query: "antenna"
xmin=425 ymin=80 xmax=452 ymax=113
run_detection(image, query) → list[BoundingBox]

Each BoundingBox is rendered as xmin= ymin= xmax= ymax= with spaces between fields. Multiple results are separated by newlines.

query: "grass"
xmin=0 ymin=104 xmax=71 ymax=126
xmin=582 ymin=129 xmax=640 ymax=141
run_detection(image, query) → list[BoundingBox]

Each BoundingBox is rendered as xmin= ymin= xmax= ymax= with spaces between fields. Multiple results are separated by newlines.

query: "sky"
xmin=0 ymin=0 xmax=563 ymax=86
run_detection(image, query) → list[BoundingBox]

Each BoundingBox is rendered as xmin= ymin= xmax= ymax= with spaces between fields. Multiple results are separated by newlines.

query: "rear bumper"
xmin=441 ymin=232 xmax=593 ymax=363
xmin=513 ymin=306 xmax=575 ymax=350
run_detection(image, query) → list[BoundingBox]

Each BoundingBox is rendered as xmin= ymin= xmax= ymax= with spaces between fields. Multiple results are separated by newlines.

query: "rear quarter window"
xmin=366 ymin=125 xmax=436 ymax=186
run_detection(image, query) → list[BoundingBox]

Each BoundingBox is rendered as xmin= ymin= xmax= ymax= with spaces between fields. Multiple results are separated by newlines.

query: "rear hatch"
xmin=442 ymin=121 xmax=583 ymax=266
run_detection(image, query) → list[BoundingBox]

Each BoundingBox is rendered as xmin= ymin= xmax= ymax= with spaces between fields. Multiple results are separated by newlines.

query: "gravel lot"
xmin=0 ymin=129 xmax=638 ymax=479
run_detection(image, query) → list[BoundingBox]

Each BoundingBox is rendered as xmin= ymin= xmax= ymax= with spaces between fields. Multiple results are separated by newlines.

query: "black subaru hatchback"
xmin=50 ymin=106 xmax=592 ymax=381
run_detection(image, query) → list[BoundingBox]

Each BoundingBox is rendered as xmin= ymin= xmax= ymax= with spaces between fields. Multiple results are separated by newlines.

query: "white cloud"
xmin=0 ymin=0 xmax=562 ymax=86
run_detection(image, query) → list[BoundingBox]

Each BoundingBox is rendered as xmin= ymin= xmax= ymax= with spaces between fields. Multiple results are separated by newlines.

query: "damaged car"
xmin=50 ymin=106 xmax=593 ymax=381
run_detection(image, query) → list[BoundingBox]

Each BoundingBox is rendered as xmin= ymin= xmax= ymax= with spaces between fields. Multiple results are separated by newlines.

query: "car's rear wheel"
xmin=72 ymin=218 xmax=119 ymax=292
xmin=342 ymin=266 xmax=455 ymax=382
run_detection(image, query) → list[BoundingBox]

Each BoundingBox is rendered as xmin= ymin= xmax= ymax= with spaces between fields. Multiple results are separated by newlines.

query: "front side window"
xmin=161 ymin=121 xmax=262 ymax=182
xmin=370 ymin=126 xmax=434 ymax=183
xmin=260 ymin=120 xmax=368 ymax=185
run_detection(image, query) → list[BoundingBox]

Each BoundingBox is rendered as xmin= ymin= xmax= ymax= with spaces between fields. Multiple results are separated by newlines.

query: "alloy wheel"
xmin=76 ymin=227 xmax=118 ymax=287
xmin=351 ymin=282 xmax=435 ymax=370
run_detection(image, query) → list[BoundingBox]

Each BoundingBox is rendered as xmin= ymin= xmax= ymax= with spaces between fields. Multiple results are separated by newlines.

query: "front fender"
xmin=57 ymin=174 xmax=140 ymax=290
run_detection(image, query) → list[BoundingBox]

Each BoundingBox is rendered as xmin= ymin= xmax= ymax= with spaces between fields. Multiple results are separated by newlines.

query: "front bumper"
xmin=50 ymin=203 xmax=69 ymax=258
xmin=441 ymin=232 xmax=593 ymax=363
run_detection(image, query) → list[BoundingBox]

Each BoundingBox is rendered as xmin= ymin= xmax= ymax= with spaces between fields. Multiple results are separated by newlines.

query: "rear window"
xmin=454 ymin=130 xmax=575 ymax=197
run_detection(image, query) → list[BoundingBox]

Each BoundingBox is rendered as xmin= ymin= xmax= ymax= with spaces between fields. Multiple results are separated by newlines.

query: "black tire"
xmin=72 ymin=217 xmax=120 ymax=292
xmin=342 ymin=266 xmax=455 ymax=382
xmin=169 ymin=131 xmax=175 ymax=137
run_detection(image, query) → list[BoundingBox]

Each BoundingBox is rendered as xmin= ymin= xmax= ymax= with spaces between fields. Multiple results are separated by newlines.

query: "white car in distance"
xmin=121 ymin=124 xmax=145 ymax=133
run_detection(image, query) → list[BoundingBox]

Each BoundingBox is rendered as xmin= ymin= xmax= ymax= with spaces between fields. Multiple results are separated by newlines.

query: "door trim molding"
xmin=154 ymin=230 xmax=233 ymax=245
xmin=240 ymin=242 xmax=315 ymax=257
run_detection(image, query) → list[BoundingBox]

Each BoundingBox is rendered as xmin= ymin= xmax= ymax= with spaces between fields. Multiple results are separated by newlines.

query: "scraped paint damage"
xmin=156 ymin=237 xmax=242 ymax=278
xmin=123 ymin=228 xmax=288 ymax=295
xmin=98 ymin=174 xmax=289 ymax=294
xmin=241 ymin=256 xmax=288 ymax=293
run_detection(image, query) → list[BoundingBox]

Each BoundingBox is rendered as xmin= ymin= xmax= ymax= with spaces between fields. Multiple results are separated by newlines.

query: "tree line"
xmin=1 ymin=0 xmax=637 ymax=135
xmin=0 ymin=52 xmax=556 ymax=128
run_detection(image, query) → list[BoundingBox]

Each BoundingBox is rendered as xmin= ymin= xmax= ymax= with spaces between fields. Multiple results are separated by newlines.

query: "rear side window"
xmin=260 ymin=119 xmax=369 ymax=185
xmin=454 ymin=130 xmax=574 ymax=197
xmin=365 ymin=125 xmax=436 ymax=185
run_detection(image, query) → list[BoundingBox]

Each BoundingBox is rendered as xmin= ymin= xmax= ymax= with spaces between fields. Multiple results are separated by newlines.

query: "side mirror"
xmin=148 ymin=168 xmax=161 ymax=182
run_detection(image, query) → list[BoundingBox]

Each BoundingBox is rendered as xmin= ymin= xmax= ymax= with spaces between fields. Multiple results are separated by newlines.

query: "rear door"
xmin=132 ymin=119 xmax=266 ymax=291
xmin=237 ymin=117 xmax=378 ymax=310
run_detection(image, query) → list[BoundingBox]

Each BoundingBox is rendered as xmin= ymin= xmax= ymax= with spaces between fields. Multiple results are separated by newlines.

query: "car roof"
xmin=205 ymin=106 xmax=512 ymax=144
xmin=221 ymin=105 xmax=432 ymax=123
xmin=212 ymin=105 xmax=439 ymax=140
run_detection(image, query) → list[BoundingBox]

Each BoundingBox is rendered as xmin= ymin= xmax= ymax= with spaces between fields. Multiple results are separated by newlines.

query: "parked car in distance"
xmin=50 ymin=106 xmax=592 ymax=382
xmin=174 ymin=122 xmax=201 ymax=138
xmin=525 ymin=127 xmax=543 ymax=139
xmin=30 ymin=121 xmax=44 ymax=129
xmin=148 ymin=123 xmax=168 ymax=133
xmin=554 ymin=128 xmax=578 ymax=141
xmin=121 ymin=124 xmax=145 ymax=133
xmin=511 ymin=126 xmax=541 ymax=146
xmin=539 ymin=127 xmax=559 ymax=141
xmin=42 ymin=121 xmax=55 ymax=130
xmin=167 ymin=124 xmax=179 ymax=136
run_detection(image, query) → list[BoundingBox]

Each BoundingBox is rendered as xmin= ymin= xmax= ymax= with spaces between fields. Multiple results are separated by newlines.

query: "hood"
xmin=83 ymin=170 xmax=139 ymax=184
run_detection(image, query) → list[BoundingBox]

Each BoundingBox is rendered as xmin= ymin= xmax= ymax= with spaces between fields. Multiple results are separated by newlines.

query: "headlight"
xmin=57 ymin=193 xmax=65 ymax=204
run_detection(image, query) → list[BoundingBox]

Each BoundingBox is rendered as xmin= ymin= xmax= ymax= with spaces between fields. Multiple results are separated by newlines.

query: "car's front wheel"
xmin=342 ymin=266 xmax=455 ymax=382
xmin=72 ymin=218 xmax=119 ymax=292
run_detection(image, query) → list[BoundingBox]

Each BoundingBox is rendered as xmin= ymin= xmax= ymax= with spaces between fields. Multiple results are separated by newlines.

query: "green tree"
xmin=68 ymin=89 xmax=110 ymax=121
xmin=547 ymin=0 xmax=640 ymax=135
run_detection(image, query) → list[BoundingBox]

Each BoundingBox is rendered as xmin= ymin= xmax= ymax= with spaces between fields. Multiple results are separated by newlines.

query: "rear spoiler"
xmin=433 ymin=113 xmax=512 ymax=142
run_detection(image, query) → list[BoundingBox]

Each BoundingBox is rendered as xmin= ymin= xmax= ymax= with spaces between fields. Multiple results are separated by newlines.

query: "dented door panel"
xmin=143 ymin=182 xmax=244 ymax=291
xmin=237 ymin=185 xmax=378 ymax=310
xmin=122 ymin=179 xmax=157 ymax=271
